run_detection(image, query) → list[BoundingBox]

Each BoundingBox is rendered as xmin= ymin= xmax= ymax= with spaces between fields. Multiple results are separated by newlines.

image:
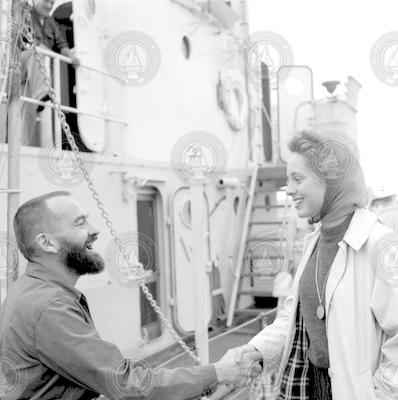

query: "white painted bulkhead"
xmin=1 ymin=0 xmax=266 ymax=359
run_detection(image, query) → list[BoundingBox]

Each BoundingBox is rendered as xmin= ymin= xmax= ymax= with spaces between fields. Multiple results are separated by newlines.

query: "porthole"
xmin=233 ymin=196 xmax=239 ymax=214
xmin=265 ymin=194 xmax=271 ymax=211
xmin=182 ymin=36 xmax=191 ymax=59
xmin=85 ymin=0 xmax=96 ymax=18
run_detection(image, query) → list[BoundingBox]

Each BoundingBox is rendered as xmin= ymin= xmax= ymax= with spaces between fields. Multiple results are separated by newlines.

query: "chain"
xmin=4 ymin=0 xmax=31 ymax=101
xmin=30 ymin=42 xmax=200 ymax=363
xmin=3 ymin=0 xmax=14 ymax=99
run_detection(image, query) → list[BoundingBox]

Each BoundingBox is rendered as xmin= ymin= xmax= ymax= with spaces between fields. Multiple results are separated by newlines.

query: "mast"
xmin=6 ymin=0 xmax=22 ymax=296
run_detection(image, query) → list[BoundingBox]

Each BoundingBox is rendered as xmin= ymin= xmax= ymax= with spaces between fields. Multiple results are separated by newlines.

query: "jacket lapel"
xmin=325 ymin=208 xmax=378 ymax=314
xmin=325 ymin=241 xmax=347 ymax=313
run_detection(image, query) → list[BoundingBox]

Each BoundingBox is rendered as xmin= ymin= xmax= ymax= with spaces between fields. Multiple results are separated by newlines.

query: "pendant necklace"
xmin=315 ymin=246 xmax=331 ymax=320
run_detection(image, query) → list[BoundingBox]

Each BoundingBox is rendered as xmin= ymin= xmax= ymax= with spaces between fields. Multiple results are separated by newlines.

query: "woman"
xmin=237 ymin=130 xmax=398 ymax=399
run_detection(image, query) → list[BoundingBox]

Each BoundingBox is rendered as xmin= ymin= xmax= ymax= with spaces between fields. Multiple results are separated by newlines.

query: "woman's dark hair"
xmin=287 ymin=130 xmax=324 ymax=168
xmin=288 ymin=130 xmax=356 ymax=184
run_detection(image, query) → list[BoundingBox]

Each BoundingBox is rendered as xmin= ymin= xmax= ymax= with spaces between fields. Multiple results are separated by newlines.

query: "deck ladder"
xmin=226 ymin=170 xmax=295 ymax=327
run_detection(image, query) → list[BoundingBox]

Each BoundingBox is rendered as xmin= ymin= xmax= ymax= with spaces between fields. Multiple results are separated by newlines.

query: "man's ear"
xmin=35 ymin=233 xmax=58 ymax=254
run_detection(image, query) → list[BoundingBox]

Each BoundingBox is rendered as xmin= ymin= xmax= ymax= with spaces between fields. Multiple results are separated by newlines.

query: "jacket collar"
xmin=343 ymin=208 xmax=378 ymax=250
xmin=25 ymin=261 xmax=82 ymax=300
xmin=309 ymin=207 xmax=378 ymax=251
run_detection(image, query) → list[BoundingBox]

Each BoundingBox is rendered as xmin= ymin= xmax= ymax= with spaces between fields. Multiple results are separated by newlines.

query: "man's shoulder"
xmin=4 ymin=274 xmax=76 ymax=322
xmin=1 ymin=276 xmax=68 ymax=353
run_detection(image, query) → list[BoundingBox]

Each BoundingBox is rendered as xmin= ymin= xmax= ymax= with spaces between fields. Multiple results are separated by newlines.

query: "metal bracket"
xmin=109 ymin=171 xmax=148 ymax=202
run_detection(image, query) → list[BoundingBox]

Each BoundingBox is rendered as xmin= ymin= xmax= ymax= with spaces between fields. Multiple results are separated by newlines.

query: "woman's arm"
xmin=370 ymin=232 xmax=398 ymax=399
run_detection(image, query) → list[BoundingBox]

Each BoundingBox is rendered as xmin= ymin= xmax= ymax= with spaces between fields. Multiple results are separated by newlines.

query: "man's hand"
xmin=70 ymin=54 xmax=80 ymax=67
xmin=61 ymin=48 xmax=80 ymax=67
xmin=213 ymin=347 xmax=262 ymax=386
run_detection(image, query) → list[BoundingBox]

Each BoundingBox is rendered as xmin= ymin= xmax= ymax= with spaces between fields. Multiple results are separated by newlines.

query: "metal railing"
xmin=36 ymin=46 xmax=128 ymax=83
xmin=20 ymin=46 xmax=128 ymax=146
xmin=156 ymin=308 xmax=276 ymax=369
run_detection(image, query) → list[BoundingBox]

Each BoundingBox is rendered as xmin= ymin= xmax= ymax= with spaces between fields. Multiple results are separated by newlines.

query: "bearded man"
xmin=0 ymin=191 xmax=261 ymax=399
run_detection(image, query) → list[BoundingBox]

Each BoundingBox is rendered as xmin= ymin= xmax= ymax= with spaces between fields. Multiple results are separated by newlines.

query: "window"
xmin=137 ymin=189 xmax=163 ymax=341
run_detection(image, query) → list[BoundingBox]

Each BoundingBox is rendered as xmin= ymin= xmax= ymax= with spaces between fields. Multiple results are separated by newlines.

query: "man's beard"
xmin=59 ymin=240 xmax=105 ymax=276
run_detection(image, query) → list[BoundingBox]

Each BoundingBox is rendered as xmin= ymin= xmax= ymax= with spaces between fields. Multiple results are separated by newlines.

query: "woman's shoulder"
xmin=358 ymin=208 xmax=396 ymax=250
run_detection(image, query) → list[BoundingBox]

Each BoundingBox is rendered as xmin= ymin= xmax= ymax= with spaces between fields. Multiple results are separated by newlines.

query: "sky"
xmin=248 ymin=0 xmax=398 ymax=195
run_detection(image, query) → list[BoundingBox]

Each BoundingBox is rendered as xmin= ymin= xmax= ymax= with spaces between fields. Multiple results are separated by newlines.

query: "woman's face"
xmin=286 ymin=152 xmax=327 ymax=219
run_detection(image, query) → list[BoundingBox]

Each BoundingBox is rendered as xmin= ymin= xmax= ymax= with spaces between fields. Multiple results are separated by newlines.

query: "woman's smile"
xmin=286 ymin=153 xmax=326 ymax=219
xmin=293 ymin=197 xmax=304 ymax=210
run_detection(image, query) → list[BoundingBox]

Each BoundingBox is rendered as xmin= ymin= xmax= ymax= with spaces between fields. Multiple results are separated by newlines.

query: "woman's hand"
xmin=233 ymin=344 xmax=261 ymax=363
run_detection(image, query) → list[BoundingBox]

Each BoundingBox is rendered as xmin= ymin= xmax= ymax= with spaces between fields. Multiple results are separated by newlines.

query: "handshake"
xmin=213 ymin=344 xmax=263 ymax=387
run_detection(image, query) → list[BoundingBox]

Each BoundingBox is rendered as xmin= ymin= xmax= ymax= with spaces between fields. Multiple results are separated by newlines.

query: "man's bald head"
xmin=13 ymin=191 xmax=71 ymax=260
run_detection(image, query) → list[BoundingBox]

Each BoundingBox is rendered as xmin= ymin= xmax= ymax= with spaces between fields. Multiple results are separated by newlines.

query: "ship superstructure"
xmin=0 ymin=1 xmax=363 ymax=399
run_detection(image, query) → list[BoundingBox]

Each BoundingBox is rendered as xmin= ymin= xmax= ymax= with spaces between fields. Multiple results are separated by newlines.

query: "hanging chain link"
xmin=4 ymin=1 xmax=12 ymax=91
xmin=3 ymin=0 xmax=17 ymax=99
xmin=28 ymin=32 xmax=200 ymax=364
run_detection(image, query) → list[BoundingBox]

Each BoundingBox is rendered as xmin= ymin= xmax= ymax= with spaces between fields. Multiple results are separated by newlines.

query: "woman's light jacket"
xmin=250 ymin=208 xmax=398 ymax=399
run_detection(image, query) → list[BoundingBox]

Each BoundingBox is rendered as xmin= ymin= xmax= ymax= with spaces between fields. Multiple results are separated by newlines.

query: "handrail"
xmin=226 ymin=163 xmax=259 ymax=327
xmin=20 ymin=96 xmax=128 ymax=125
xmin=156 ymin=308 xmax=276 ymax=369
xmin=35 ymin=46 xmax=128 ymax=84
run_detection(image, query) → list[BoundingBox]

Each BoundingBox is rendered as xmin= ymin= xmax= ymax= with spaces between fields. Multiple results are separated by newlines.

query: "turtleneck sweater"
xmin=298 ymin=213 xmax=353 ymax=367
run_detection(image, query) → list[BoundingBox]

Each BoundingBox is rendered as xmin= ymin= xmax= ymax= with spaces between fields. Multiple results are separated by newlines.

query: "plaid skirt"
xmin=308 ymin=361 xmax=332 ymax=400
xmin=278 ymin=308 xmax=333 ymax=399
